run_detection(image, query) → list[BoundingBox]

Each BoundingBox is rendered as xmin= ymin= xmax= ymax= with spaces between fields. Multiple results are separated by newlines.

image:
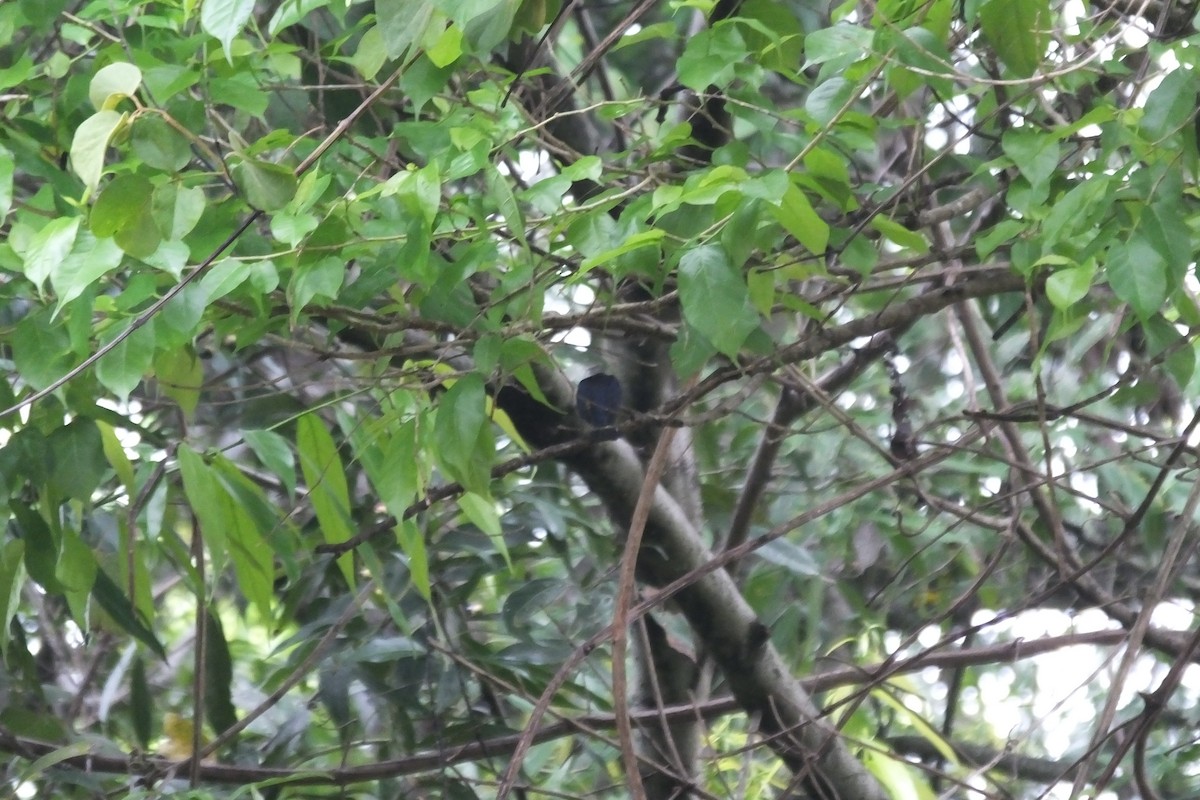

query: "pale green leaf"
xmin=199 ymin=258 xmax=252 ymax=303
xmin=459 ymin=0 xmax=520 ymax=52
xmin=70 ymin=109 xmax=128 ymax=193
xmin=351 ymin=24 xmax=387 ymax=79
xmin=870 ymin=216 xmax=929 ymax=253
xmin=1045 ymin=260 xmax=1095 ymax=311
xmin=775 ymin=184 xmax=830 ymax=255
xmin=200 ymin=0 xmax=255 ymax=62
xmin=395 ymin=519 xmax=431 ymax=601
xmin=88 ymin=62 xmax=142 ymax=109
xmin=97 ymin=420 xmax=136 ymax=493
xmin=458 ymin=491 xmax=508 ymax=568
xmin=24 ymin=216 xmax=81 ymax=289
xmin=244 ymin=429 xmax=297 ymax=498
xmin=0 ymin=144 xmax=12 ymax=219
xmin=297 ymin=413 xmax=355 ymax=587
xmin=578 ymin=229 xmax=665 ymax=274
xmin=151 ymin=183 xmax=206 ymax=240
xmin=376 ymin=0 xmax=438 ymax=60
xmin=427 ymin=24 xmax=463 ymax=67
xmin=0 ymin=540 xmax=26 ymax=659
xmin=805 ymin=77 xmax=855 ymax=126
xmin=55 ymin=528 xmax=97 ymax=593
xmin=268 ymin=0 xmax=332 ymax=34
xmin=803 ymin=23 xmax=873 ymax=71
xmin=177 ymin=446 xmax=228 ymax=557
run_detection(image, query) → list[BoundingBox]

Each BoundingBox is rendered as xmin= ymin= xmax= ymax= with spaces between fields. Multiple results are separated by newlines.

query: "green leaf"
xmin=802 ymin=23 xmax=873 ymax=71
xmin=131 ymin=114 xmax=192 ymax=171
xmin=0 ymin=540 xmax=27 ymax=658
xmin=11 ymin=501 xmax=60 ymax=593
xmin=1106 ymin=236 xmax=1168 ymax=321
xmin=458 ymin=491 xmax=509 ymax=568
xmin=92 ymin=174 xmax=152 ymax=237
xmin=757 ymin=538 xmax=820 ymax=576
xmin=746 ymin=268 xmax=775 ymax=315
xmin=297 ymin=413 xmax=355 ymax=587
xmin=70 ymin=110 xmax=129 ymax=193
xmin=513 ymin=0 xmax=549 ymax=34
xmin=90 ymin=174 xmax=160 ymax=258
xmin=1139 ymin=67 xmax=1197 ymax=141
xmin=244 ymin=429 xmax=297 ymax=498
xmin=289 ymin=256 xmax=344 ymax=320
xmin=354 ymin=419 xmax=417 ymax=519
xmin=775 ymin=183 xmax=830 ymax=254
xmin=887 ymin=26 xmax=953 ymax=99
xmin=97 ymin=420 xmax=136 ymax=494
xmin=433 ymin=373 xmax=493 ymax=495
xmin=178 ymin=446 xmax=226 ymax=557
xmin=0 ymin=143 xmax=13 ymax=219
xmin=979 ymin=0 xmax=1048 ymax=77
xmin=23 ymin=216 xmax=80 ymax=289
xmin=376 ymin=0 xmax=438 ymax=60
xmin=152 ymin=183 xmax=206 ymax=240
xmin=1044 ymin=260 xmax=1095 ymax=310
xmin=153 ymin=346 xmax=203 ymax=418
xmin=677 ymin=23 xmax=745 ymax=90
xmin=460 ymin=0 xmax=520 ymax=52
xmin=351 ymin=24 xmax=388 ymax=79
xmin=678 ymin=245 xmax=760 ymax=357
xmin=201 ymin=0 xmax=255 ymax=62
xmin=11 ymin=309 xmax=74 ymax=390
xmin=1001 ymin=128 xmax=1060 ymax=195
xmin=805 ymin=77 xmax=855 ymax=126
xmin=47 ymin=419 xmax=107 ymax=502
xmin=129 ymin=656 xmax=153 ymax=748
xmin=179 ymin=448 xmax=276 ymax=620
xmin=578 ymin=229 xmax=665 ymax=275
xmin=427 ymin=24 xmax=463 ymax=67
xmin=395 ymin=519 xmax=430 ymax=601
xmin=55 ymin=528 xmax=97 ymax=593
xmin=95 ymin=321 xmax=156 ymax=401
xmin=91 ymin=567 xmax=166 ymax=659
xmin=267 ymin=0 xmax=333 ymax=34
xmin=870 ymin=215 xmax=929 ymax=253
xmin=233 ymin=157 xmax=298 ymax=211
xmin=204 ymin=611 xmax=238 ymax=736
xmin=88 ymin=62 xmax=142 ymax=110
xmin=199 ymin=258 xmax=252 ymax=303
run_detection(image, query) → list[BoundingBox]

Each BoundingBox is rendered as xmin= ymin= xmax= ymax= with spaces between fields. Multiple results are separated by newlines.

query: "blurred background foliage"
xmin=2 ymin=0 xmax=1200 ymax=797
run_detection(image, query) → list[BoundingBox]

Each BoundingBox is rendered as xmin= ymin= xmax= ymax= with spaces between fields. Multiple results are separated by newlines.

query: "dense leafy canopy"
xmin=3 ymin=0 xmax=1200 ymax=798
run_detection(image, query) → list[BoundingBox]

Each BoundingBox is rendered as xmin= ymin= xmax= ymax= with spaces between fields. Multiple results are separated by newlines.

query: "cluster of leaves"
xmin=2 ymin=0 xmax=1200 ymax=798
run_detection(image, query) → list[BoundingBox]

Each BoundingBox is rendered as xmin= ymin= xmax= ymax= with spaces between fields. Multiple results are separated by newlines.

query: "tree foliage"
xmin=2 ymin=0 xmax=1200 ymax=798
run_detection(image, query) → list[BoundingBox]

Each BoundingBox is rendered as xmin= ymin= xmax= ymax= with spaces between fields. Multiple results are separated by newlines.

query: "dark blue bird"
xmin=576 ymin=373 xmax=622 ymax=437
